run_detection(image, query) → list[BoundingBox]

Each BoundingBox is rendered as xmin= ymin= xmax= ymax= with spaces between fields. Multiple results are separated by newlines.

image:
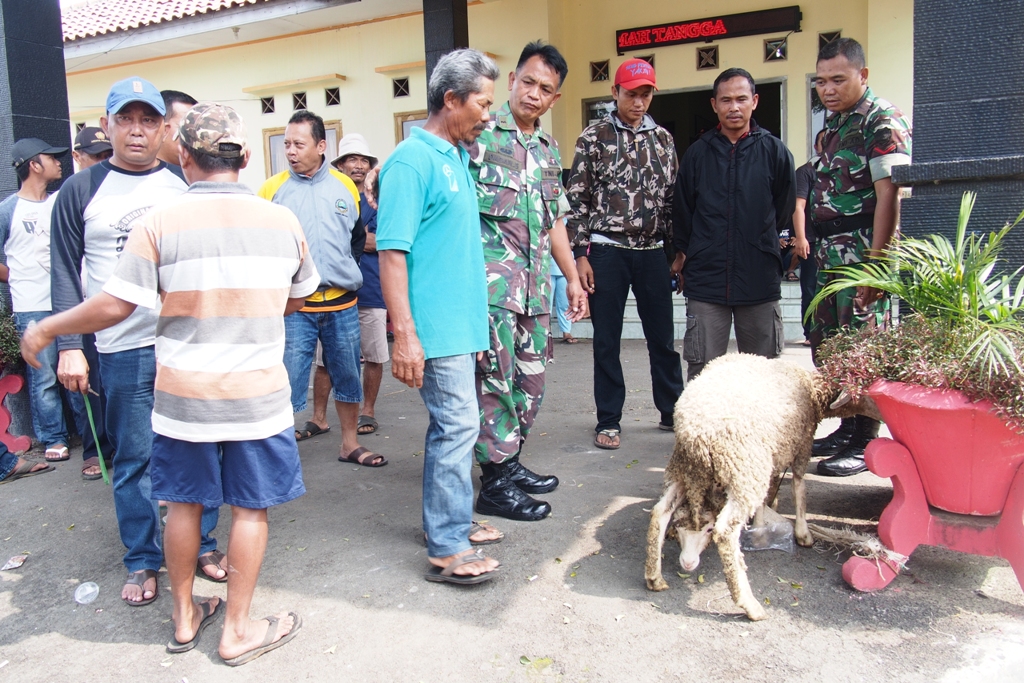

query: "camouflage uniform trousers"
xmin=474 ymin=306 xmax=552 ymax=465
xmin=809 ymin=227 xmax=890 ymax=360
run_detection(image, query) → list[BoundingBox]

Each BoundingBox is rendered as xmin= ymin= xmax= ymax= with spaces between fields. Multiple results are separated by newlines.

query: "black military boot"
xmin=817 ymin=415 xmax=881 ymax=477
xmin=505 ymin=455 xmax=559 ymax=494
xmin=476 ymin=461 xmax=552 ymax=521
xmin=812 ymin=416 xmax=857 ymax=457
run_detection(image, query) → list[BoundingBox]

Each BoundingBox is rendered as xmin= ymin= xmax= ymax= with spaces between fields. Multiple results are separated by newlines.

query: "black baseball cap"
xmin=73 ymin=127 xmax=113 ymax=155
xmin=12 ymin=138 xmax=69 ymax=168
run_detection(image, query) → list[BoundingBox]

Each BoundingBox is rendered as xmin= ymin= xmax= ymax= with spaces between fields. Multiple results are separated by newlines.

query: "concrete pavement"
xmin=1 ymin=340 xmax=1022 ymax=682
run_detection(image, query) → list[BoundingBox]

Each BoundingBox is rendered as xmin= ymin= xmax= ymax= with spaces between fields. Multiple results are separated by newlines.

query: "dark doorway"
xmin=647 ymin=81 xmax=783 ymax=159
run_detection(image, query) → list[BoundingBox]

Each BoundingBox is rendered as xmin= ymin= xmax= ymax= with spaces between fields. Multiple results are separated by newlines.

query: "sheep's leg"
xmin=714 ymin=513 xmax=768 ymax=621
xmin=645 ymin=482 xmax=681 ymax=591
xmin=791 ymin=470 xmax=813 ymax=547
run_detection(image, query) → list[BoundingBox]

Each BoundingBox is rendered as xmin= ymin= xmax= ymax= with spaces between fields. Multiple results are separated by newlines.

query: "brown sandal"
xmin=338 ymin=446 xmax=388 ymax=467
xmin=123 ymin=569 xmax=159 ymax=606
xmin=196 ymin=550 xmax=227 ymax=582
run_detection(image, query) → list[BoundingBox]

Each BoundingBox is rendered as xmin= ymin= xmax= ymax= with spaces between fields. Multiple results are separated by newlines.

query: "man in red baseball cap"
xmin=564 ymin=58 xmax=683 ymax=451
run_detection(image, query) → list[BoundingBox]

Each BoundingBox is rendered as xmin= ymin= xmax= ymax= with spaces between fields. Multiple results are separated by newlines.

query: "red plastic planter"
xmin=842 ymin=380 xmax=1024 ymax=593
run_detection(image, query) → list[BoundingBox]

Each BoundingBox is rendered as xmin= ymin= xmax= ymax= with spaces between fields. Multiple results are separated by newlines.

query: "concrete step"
xmin=563 ymin=282 xmax=806 ymax=342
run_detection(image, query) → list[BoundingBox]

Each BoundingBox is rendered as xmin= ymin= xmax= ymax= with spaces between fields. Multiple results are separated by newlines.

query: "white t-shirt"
xmin=2 ymin=194 xmax=57 ymax=312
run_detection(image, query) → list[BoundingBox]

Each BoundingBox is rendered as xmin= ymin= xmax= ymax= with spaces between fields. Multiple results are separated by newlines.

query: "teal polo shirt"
xmin=377 ymin=126 xmax=488 ymax=360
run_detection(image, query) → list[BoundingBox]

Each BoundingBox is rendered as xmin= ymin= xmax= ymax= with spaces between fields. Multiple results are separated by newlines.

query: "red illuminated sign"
xmin=616 ymin=6 xmax=802 ymax=55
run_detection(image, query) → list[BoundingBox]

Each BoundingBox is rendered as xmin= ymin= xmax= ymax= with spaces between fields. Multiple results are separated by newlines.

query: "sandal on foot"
xmin=594 ymin=429 xmax=620 ymax=450
xmin=295 ymin=421 xmax=329 ymax=442
xmin=196 ymin=550 xmax=227 ymax=583
xmin=339 ymin=446 xmax=387 ymax=468
xmin=425 ymin=549 xmax=498 ymax=585
xmin=0 ymin=460 xmax=53 ymax=484
xmin=123 ymin=569 xmax=159 ymax=607
xmin=469 ymin=521 xmax=504 ymax=546
xmin=357 ymin=415 xmax=378 ymax=434
xmin=166 ymin=597 xmax=222 ymax=654
xmin=81 ymin=456 xmax=112 ymax=481
xmin=45 ymin=445 xmax=69 ymax=462
xmin=561 ymin=336 xmax=578 ymax=344
xmin=222 ymin=612 xmax=303 ymax=667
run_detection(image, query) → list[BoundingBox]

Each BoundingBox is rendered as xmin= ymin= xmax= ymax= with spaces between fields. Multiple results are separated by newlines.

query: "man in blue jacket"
xmin=672 ymin=67 xmax=796 ymax=380
xmin=259 ymin=110 xmax=383 ymax=467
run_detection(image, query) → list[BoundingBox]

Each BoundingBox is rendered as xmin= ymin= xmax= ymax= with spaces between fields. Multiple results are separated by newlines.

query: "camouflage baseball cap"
xmin=178 ymin=102 xmax=247 ymax=158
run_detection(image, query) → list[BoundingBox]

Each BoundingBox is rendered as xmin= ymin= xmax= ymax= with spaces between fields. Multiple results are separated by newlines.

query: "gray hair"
xmin=427 ymin=48 xmax=500 ymax=114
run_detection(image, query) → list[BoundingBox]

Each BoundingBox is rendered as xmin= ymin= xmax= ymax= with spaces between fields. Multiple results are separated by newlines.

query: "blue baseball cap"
xmin=106 ymin=76 xmax=165 ymax=116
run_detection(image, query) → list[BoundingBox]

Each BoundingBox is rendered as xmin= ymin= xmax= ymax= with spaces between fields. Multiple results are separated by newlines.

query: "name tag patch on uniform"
xmin=839 ymin=133 xmax=865 ymax=152
xmin=483 ymin=150 xmax=522 ymax=172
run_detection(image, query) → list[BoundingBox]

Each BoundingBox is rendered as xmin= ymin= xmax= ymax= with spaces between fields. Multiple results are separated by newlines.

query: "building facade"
xmin=63 ymin=0 xmax=913 ymax=190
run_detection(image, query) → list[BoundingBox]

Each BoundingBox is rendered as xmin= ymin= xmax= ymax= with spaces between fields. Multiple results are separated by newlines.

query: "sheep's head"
xmin=675 ymin=510 xmax=716 ymax=572
xmin=823 ymin=388 xmax=883 ymax=421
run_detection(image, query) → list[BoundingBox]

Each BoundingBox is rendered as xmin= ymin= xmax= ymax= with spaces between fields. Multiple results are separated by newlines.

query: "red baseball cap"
xmin=614 ymin=58 xmax=657 ymax=91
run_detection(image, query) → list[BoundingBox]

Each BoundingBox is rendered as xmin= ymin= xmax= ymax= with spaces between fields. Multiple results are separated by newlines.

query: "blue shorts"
xmin=150 ymin=428 xmax=305 ymax=510
xmin=283 ymin=306 xmax=363 ymax=410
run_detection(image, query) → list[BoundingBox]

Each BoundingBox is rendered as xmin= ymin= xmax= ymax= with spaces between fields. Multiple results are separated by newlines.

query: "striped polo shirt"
xmin=103 ymin=181 xmax=320 ymax=442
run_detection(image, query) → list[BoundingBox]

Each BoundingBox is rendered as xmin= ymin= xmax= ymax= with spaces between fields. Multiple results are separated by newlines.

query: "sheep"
xmin=644 ymin=353 xmax=875 ymax=621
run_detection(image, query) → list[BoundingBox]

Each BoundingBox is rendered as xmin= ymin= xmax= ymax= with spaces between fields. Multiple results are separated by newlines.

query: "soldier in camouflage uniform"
xmin=565 ymin=58 xmax=684 ymax=450
xmin=468 ymin=42 xmax=587 ymax=522
xmin=809 ymin=37 xmax=912 ymax=476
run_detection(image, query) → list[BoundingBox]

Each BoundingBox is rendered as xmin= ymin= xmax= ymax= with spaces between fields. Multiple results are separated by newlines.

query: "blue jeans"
xmin=0 ymin=441 xmax=17 ymax=479
xmin=419 ymin=354 xmax=477 ymax=558
xmin=99 ymin=346 xmax=220 ymax=572
xmin=551 ymin=273 xmax=571 ymax=334
xmin=13 ymin=311 xmax=68 ymax=448
xmin=284 ymin=307 xmax=362 ymax=411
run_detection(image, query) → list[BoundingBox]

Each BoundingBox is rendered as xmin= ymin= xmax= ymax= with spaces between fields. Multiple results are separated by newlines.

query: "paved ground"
xmin=1 ymin=340 xmax=1022 ymax=682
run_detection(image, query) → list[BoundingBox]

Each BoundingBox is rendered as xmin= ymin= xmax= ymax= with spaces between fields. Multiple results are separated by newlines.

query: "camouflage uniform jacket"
xmin=565 ymin=111 xmax=677 ymax=256
xmin=467 ymin=103 xmax=570 ymax=315
xmin=812 ymin=87 xmax=912 ymax=222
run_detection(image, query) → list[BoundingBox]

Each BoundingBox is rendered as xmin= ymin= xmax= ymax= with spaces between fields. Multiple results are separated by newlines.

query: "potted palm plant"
xmin=808 ymin=192 xmax=1024 ymax=594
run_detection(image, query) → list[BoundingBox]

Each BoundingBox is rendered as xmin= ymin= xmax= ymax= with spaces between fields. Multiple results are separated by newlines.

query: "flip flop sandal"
xmin=295 ymin=421 xmax=330 ymax=442
xmin=196 ymin=550 xmax=228 ymax=583
xmin=81 ymin=457 xmax=112 ymax=481
xmin=123 ymin=569 xmax=159 ymax=607
xmin=222 ymin=612 xmax=303 ymax=667
xmin=45 ymin=446 xmax=70 ymax=462
xmin=339 ymin=446 xmax=388 ymax=467
xmin=0 ymin=461 xmax=54 ymax=484
xmin=594 ymin=429 xmax=620 ymax=450
xmin=166 ymin=597 xmax=222 ymax=654
xmin=424 ymin=521 xmax=505 ymax=547
xmin=357 ymin=415 xmax=379 ymax=434
xmin=425 ymin=549 xmax=499 ymax=585
xmin=561 ymin=337 xmax=579 ymax=344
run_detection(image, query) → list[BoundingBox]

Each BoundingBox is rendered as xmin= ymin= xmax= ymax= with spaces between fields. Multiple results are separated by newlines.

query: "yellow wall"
xmin=65 ymin=0 xmax=913 ymax=187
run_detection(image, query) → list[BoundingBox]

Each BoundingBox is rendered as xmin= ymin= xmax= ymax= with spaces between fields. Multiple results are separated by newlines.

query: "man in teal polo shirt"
xmin=377 ymin=48 xmax=501 ymax=585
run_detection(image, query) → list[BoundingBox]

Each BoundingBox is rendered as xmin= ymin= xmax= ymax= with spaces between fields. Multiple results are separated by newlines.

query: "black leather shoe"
xmin=816 ymin=416 xmax=880 ymax=476
xmin=816 ymin=449 xmax=868 ymax=476
xmin=812 ymin=416 xmax=856 ymax=457
xmin=476 ymin=462 xmax=551 ymax=521
xmin=506 ymin=456 xmax=558 ymax=494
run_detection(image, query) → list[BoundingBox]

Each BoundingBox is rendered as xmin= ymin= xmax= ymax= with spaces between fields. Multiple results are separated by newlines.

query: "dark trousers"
xmin=587 ymin=244 xmax=684 ymax=432
xmin=799 ymin=242 xmax=818 ymax=340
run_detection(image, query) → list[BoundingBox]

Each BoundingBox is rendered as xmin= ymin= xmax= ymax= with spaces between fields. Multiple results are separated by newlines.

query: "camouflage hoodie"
xmin=565 ymin=111 xmax=677 ymax=256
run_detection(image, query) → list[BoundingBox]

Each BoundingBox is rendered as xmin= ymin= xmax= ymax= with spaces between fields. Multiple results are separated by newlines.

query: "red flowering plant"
xmin=810 ymin=192 xmax=1024 ymax=432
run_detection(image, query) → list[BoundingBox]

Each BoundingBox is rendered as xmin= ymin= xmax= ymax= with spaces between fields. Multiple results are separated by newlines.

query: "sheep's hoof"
xmin=741 ymin=601 xmax=768 ymax=621
xmin=646 ymin=577 xmax=670 ymax=592
xmin=795 ymin=531 xmax=814 ymax=547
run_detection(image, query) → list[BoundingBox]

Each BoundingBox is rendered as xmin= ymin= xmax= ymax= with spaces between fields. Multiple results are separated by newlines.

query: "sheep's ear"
xmin=829 ymin=390 xmax=853 ymax=410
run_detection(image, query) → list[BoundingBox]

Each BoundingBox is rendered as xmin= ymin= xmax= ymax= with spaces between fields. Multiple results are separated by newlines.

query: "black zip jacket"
xmin=673 ymin=124 xmax=795 ymax=306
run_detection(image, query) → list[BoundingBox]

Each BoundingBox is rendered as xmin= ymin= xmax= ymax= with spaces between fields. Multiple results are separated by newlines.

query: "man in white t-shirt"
xmin=0 ymin=138 xmax=69 ymax=463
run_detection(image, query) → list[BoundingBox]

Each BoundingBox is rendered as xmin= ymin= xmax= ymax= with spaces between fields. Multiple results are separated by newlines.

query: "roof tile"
xmin=62 ymin=0 xmax=273 ymax=42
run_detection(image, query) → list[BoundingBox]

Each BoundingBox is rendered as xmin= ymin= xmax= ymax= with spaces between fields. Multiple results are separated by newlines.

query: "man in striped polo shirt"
xmin=23 ymin=103 xmax=315 ymax=666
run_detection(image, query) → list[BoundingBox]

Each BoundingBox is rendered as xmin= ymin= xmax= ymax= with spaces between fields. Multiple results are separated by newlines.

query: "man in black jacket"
xmin=671 ymin=68 xmax=795 ymax=380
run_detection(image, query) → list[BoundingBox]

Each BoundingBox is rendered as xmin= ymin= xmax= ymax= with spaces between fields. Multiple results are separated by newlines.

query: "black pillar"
xmin=423 ymin=0 xmax=469 ymax=84
xmin=0 ymin=0 xmax=70 ymax=440
xmin=894 ymin=0 xmax=1024 ymax=267
xmin=0 ymin=0 xmax=73 ymax=197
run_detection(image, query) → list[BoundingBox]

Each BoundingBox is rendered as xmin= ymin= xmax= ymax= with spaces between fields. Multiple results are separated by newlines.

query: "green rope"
xmin=82 ymin=392 xmax=109 ymax=485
